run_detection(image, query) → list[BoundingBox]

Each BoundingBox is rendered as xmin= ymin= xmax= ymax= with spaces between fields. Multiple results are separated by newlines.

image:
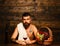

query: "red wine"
xmin=23 ymin=37 xmax=27 ymax=40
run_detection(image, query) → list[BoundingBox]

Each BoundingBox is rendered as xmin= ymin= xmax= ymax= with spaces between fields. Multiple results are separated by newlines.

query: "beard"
xmin=23 ymin=22 xmax=30 ymax=29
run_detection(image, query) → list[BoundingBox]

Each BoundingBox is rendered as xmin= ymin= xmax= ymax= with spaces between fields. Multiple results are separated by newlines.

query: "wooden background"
xmin=0 ymin=0 xmax=60 ymax=44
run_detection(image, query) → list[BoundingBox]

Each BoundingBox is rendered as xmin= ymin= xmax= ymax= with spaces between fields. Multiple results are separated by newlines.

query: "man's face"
xmin=22 ymin=16 xmax=31 ymax=29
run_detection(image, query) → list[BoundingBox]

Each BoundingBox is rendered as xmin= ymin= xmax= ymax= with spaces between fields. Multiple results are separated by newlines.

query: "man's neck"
xmin=25 ymin=24 xmax=31 ymax=30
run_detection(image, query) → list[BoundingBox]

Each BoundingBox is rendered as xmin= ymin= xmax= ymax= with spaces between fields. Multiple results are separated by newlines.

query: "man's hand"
xmin=25 ymin=40 xmax=36 ymax=44
xmin=16 ymin=40 xmax=26 ymax=45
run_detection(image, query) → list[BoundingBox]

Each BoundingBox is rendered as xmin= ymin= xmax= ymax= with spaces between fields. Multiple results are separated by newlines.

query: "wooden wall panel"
xmin=0 ymin=0 xmax=60 ymax=44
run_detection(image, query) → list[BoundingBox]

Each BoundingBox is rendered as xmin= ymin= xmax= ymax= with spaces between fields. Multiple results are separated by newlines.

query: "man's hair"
xmin=22 ymin=12 xmax=31 ymax=19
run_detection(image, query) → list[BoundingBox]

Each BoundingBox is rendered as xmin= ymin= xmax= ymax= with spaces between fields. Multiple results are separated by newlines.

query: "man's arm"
xmin=11 ymin=27 xmax=18 ymax=42
xmin=32 ymin=25 xmax=38 ymax=37
xmin=32 ymin=25 xmax=39 ymax=42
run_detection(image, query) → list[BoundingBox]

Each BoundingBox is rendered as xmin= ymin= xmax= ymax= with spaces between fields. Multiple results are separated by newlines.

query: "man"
xmin=11 ymin=12 xmax=38 ymax=45
xmin=11 ymin=12 xmax=53 ymax=45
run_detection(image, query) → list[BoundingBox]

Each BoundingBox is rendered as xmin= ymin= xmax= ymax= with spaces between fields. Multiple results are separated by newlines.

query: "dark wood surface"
xmin=0 ymin=43 xmax=60 ymax=46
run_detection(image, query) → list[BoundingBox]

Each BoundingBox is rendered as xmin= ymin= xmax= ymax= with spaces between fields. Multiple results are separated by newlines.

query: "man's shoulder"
xmin=31 ymin=24 xmax=36 ymax=28
xmin=31 ymin=24 xmax=38 ymax=32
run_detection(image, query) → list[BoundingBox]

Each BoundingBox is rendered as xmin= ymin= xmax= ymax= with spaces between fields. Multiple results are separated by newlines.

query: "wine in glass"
xmin=23 ymin=37 xmax=27 ymax=40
